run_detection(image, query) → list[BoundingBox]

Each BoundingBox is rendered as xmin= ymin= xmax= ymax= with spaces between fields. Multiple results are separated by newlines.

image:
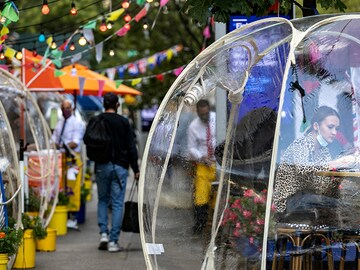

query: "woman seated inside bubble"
xmin=273 ymin=105 xmax=359 ymax=225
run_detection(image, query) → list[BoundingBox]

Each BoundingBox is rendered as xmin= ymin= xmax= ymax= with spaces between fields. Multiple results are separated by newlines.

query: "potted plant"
xmin=25 ymin=187 xmax=41 ymax=216
xmin=73 ymin=185 xmax=90 ymax=224
xmin=48 ymin=188 xmax=71 ymax=236
xmin=13 ymin=213 xmax=47 ymax=269
xmin=221 ymin=188 xmax=275 ymax=259
xmin=0 ymin=227 xmax=23 ymax=256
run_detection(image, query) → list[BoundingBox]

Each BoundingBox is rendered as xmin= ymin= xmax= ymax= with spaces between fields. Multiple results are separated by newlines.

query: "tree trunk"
xmin=303 ymin=0 xmax=317 ymax=17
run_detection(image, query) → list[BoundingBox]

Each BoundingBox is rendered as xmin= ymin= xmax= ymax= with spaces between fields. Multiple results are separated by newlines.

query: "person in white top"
xmin=52 ymin=99 xmax=84 ymax=154
xmin=187 ymin=99 xmax=216 ymax=234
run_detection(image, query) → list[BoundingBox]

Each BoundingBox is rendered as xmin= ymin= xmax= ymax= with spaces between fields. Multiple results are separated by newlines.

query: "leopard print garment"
xmin=273 ymin=132 xmax=341 ymax=213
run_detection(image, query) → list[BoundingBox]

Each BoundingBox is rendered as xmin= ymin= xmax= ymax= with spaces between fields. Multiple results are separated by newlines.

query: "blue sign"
xmin=228 ymin=14 xmax=292 ymax=33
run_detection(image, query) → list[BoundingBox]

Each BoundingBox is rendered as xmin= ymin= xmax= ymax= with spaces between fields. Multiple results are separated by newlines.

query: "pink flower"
xmin=254 ymin=226 xmax=262 ymax=233
xmin=235 ymin=222 xmax=241 ymax=229
xmin=243 ymin=189 xmax=254 ymax=197
xmin=249 ymin=236 xmax=254 ymax=244
xmin=256 ymin=218 xmax=264 ymax=225
xmin=242 ymin=210 xmax=252 ymax=219
xmin=253 ymin=196 xmax=265 ymax=204
xmin=229 ymin=211 xmax=237 ymax=221
xmin=233 ymin=229 xmax=241 ymax=237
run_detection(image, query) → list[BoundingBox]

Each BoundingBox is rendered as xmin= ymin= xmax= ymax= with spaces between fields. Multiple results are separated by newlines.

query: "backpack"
xmin=83 ymin=115 xmax=112 ymax=163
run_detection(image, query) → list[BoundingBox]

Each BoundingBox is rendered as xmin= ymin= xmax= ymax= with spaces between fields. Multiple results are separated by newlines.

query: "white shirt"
xmin=52 ymin=114 xmax=84 ymax=153
xmin=187 ymin=111 xmax=216 ymax=161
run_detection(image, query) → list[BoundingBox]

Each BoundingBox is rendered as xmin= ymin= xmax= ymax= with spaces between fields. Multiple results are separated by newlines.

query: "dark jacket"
xmin=101 ymin=112 xmax=139 ymax=174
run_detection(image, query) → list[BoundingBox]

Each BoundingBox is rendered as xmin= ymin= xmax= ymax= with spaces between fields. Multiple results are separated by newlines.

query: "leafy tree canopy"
xmin=183 ymin=0 xmax=348 ymax=25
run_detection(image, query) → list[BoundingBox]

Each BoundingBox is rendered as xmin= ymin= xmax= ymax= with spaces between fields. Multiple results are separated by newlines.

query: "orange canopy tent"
xmin=59 ymin=64 xmax=142 ymax=96
xmin=22 ymin=48 xmax=63 ymax=91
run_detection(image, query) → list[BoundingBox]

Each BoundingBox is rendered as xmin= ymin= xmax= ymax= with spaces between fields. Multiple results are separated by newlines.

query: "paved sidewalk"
xmin=36 ymin=181 xmax=146 ymax=270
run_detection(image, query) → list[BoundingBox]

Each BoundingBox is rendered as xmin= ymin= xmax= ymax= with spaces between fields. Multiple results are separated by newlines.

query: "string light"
xmin=41 ymin=0 xmax=50 ymax=15
xmin=70 ymin=0 xmax=77 ymax=16
xmin=50 ymin=38 xmax=57 ymax=49
xmin=32 ymin=42 xmax=37 ymax=56
xmin=124 ymin=24 xmax=131 ymax=30
xmin=38 ymin=31 xmax=46 ymax=43
xmin=143 ymin=21 xmax=148 ymax=29
xmin=0 ymin=16 xmax=6 ymax=25
xmin=0 ymin=50 xmax=4 ymax=60
xmin=69 ymin=42 xmax=76 ymax=51
xmin=78 ymin=34 xmax=87 ymax=46
xmin=146 ymin=0 xmax=153 ymax=2
xmin=16 ymin=51 xmax=23 ymax=60
xmin=99 ymin=17 xmax=107 ymax=32
xmin=109 ymin=49 xmax=115 ymax=57
xmin=122 ymin=0 xmax=130 ymax=9
xmin=124 ymin=14 xmax=131 ymax=23
xmin=106 ymin=21 xmax=113 ymax=30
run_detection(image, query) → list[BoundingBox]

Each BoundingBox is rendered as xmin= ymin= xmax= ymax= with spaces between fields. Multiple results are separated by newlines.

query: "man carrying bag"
xmin=84 ymin=93 xmax=140 ymax=252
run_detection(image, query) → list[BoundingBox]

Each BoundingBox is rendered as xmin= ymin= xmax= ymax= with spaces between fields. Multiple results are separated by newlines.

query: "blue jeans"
xmin=96 ymin=162 xmax=128 ymax=243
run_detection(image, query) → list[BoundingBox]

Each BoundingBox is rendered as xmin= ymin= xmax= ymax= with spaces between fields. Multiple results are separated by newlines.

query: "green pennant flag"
xmin=50 ymin=49 xmax=63 ymax=59
xmin=54 ymin=69 xmax=65 ymax=77
xmin=136 ymin=0 xmax=146 ymax=5
xmin=115 ymin=80 xmax=123 ymax=89
xmin=52 ymin=59 xmax=62 ymax=68
xmin=1 ymin=2 xmax=19 ymax=22
xmin=84 ymin=20 xmax=97 ymax=29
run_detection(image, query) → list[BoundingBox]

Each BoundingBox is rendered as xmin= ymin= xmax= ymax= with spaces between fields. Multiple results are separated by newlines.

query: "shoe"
xmin=98 ymin=233 xmax=108 ymax=250
xmin=108 ymin=241 xmax=123 ymax=252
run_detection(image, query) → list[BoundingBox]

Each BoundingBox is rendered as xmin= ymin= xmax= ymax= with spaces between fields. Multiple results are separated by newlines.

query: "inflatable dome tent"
xmin=0 ymin=68 xmax=59 ymax=267
xmin=139 ymin=14 xmax=360 ymax=269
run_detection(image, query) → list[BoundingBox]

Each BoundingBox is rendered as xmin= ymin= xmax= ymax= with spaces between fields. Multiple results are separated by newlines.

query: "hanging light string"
xmin=15 ymin=0 xmax=62 ymax=11
xmin=1 ymin=2 xmax=173 ymax=68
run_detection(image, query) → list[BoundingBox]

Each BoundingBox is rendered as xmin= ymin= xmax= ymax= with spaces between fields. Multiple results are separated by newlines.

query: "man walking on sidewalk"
xmin=84 ymin=93 xmax=140 ymax=252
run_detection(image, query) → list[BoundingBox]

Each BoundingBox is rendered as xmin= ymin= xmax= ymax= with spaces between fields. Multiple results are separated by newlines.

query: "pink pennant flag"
xmin=116 ymin=26 xmax=130 ymax=37
xmin=78 ymin=76 xmax=86 ymax=96
xmin=173 ymin=66 xmax=184 ymax=76
xmin=135 ymin=6 xmax=147 ymax=22
xmin=203 ymin=26 xmax=211 ymax=39
xmin=97 ymin=80 xmax=105 ymax=97
xmin=160 ymin=0 xmax=169 ymax=7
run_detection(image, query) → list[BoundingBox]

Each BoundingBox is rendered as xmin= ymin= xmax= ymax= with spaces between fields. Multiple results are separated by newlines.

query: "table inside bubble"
xmin=315 ymin=170 xmax=360 ymax=177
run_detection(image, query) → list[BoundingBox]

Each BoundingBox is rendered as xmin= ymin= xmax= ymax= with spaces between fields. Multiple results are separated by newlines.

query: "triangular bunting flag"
xmin=106 ymin=68 xmax=116 ymax=81
xmin=117 ymin=66 xmax=125 ymax=78
xmin=166 ymin=49 xmax=173 ymax=61
xmin=0 ymin=26 xmax=9 ymax=36
xmin=108 ymin=8 xmax=125 ymax=21
xmin=116 ymin=26 xmax=130 ymax=37
xmin=71 ymin=52 xmax=82 ymax=63
xmin=173 ymin=66 xmax=184 ymax=76
xmin=95 ymin=42 xmax=103 ymax=64
xmin=84 ymin=20 xmax=97 ymax=29
xmin=131 ymin=78 xmax=142 ymax=86
xmin=98 ymin=80 xmax=105 ymax=97
xmin=115 ymin=80 xmax=123 ymax=89
xmin=135 ymin=6 xmax=148 ymax=22
xmin=52 ymin=59 xmax=62 ymax=68
xmin=83 ymin=28 xmax=95 ymax=46
xmin=54 ymin=69 xmax=66 ymax=77
xmin=160 ymin=0 xmax=169 ymax=7
xmin=79 ymin=76 xmax=86 ymax=96
xmin=136 ymin=0 xmax=146 ymax=5
xmin=4 ymin=47 xmax=16 ymax=58
xmin=203 ymin=25 xmax=211 ymax=39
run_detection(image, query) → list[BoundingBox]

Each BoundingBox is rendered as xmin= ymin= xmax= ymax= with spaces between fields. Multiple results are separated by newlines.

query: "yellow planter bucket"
xmin=36 ymin=228 xmax=57 ymax=252
xmin=0 ymin=253 xmax=8 ymax=270
xmin=48 ymin=206 xmax=68 ymax=236
xmin=84 ymin=180 xmax=92 ymax=201
xmin=13 ymin=229 xmax=36 ymax=269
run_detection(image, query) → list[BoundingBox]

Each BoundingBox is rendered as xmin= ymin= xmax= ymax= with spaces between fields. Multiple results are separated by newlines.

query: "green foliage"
xmin=80 ymin=186 xmax=90 ymax=204
xmin=0 ymin=228 xmax=23 ymax=256
xmin=25 ymin=188 xmax=41 ymax=212
xmin=22 ymin=213 xmax=48 ymax=240
xmin=184 ymin=0 xmax=348 ymax=25
xmin=57 ymin=188 xmax=71 ymax=206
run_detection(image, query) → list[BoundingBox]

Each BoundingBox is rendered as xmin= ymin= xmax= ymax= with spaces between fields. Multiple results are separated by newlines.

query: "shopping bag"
xmin=122 ymin=181 xmax=140 ymax=233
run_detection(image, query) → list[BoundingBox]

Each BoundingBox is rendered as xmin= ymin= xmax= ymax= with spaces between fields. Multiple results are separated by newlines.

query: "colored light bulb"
xmin=42 ymin=0 xmax=50 ymax=15
xmin=78 ymin=35 xmax=87 ymax=46
xmin=38 ymin=32 xmax=46 ymax=42
xmin=69 ymin=42 xmax=76 ymax=51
